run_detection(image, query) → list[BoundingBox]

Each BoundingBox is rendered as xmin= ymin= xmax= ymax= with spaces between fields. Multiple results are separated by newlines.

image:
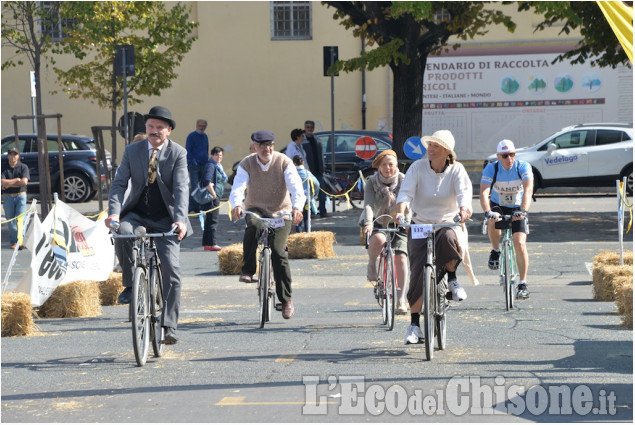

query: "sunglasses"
xmin=500 ymin=152 xmax=516 ymax=159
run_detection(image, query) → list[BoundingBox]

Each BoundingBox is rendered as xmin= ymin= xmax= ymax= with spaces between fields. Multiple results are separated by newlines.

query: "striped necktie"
xmin=147 ymin=148 xmax=158 ymax=184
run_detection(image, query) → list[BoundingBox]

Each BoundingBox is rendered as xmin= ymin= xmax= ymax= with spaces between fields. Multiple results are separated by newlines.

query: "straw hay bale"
xmin=593 ymin=250 xmax=633 ymax=267
xmin=288 ymin=231 xmax=336 ymax=259
xmin=1 ymin=292 xmax=35 ymax=337
xmin=615 ymin=281 xmax=633 ymax=328
xmin=218 ymin=243 xmax=249 ymax=275
xmin=592 ymin=264 xmax=633 ymax=301
xmin=99 ymin=272 xmax=124 ymax=306
xmin=38 ymin=281 xmax=102 ymax=318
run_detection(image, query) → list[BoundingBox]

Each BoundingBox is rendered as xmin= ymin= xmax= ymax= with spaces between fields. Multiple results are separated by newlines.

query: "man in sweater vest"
xmin=229 ymin=130 xmax=306 ymax=319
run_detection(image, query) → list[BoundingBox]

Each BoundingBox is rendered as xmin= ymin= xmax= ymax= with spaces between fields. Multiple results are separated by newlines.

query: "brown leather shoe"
xmin=282 ymin=300 xmax=295 ymax=319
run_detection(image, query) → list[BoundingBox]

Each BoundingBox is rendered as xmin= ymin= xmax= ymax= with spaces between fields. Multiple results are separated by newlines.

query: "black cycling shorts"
xmin=490 ymin=202 xmax=528 ymax=234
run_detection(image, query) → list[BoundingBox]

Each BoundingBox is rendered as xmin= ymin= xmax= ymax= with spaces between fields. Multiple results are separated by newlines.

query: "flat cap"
xmin=250 ymin=130 xmax=275 ymax=143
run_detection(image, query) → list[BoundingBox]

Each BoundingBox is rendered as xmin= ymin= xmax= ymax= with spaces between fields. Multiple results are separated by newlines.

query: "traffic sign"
xmin=404 ymin=136 xmax=426 ymax=160
xmin=354 ymin=136 xmax=377 ymax=159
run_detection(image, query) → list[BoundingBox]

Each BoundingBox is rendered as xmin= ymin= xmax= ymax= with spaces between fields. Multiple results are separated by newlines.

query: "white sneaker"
xmin=448 ymin=278 xmax=467 ymax=301
xmin=404 ymin=324 xmax=424 ymax=345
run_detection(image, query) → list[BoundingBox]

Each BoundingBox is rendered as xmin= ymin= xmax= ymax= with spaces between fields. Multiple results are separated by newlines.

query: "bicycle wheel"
xmin=503 ymin=242 xmax=512 ymax=311
xmin=377 ymin=254 xmax=386 ymax=322
xmin=131 ymin=267 xmax=150 ymax=366
xmin=384 ymin=250 xmax=396 ymax=331
xmin=349 ymin=184 xmax=364 ymax=209
xmin=436 ymin=275 xmax=448 ymax=350
xmin=258 ymin=248 xmax=271 ymax=328
xmin=150 ymin=258 xmax=165 ymax=357
xmin=423 ymin=265 xmax=435 ymax=361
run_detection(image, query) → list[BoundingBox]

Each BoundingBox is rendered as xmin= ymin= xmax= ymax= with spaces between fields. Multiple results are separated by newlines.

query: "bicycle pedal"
xmin=275 ymin=303 xmax=283 ymax=311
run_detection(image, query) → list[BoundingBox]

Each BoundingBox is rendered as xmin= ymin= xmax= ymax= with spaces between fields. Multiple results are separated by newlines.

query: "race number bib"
xmin=411 ymin=224 xmax=433 ymax=239
xmin=501 ymin=194 xmax=516 ymax=205
xmin=269 ymin=217 xmax=286 ymax=229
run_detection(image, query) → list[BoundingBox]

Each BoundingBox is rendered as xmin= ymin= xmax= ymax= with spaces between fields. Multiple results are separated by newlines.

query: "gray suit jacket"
xmin=108 ymin=139 xmax=193 ymax=238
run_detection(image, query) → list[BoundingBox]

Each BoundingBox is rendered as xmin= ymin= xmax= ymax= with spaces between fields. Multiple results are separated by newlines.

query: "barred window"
xmin=40 ymin=1 xmax=75 ymax=41
xmin=271 ymin=1 xmax=312 ymax=40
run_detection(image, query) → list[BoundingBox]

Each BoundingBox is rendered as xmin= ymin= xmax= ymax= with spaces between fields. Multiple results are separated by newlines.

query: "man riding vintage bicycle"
xmin=229 ymin=130 xmax=305 ymax=320
xmin=479 ymin=139 xmax=533 ymax=299
xmin=105 ymin=106 xmax=192 ymax=345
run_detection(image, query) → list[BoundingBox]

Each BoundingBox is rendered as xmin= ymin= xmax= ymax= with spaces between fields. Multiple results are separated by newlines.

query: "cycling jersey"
xmin=481 ymin=160 xmax=532 ymax=207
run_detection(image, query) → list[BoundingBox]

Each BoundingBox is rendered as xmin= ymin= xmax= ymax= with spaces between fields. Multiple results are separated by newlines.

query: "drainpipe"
xmin=361 ymin=39 xmax=366 ymax=130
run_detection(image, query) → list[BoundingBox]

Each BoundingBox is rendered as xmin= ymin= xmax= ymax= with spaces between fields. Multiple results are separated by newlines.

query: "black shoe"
xmin=488 ymin=250 xmax=500 ymax=270
xmin=162 ymin=327 xmax=178 ymax=344
xmin=517 ymin=283 xmax=529 ymax=299
xmin=118 ymin=287 xmax=132 ymax=304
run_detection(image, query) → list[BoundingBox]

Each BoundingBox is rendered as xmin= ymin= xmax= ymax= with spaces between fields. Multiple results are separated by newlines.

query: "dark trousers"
xmin=116 ymin=212 xmax=182 ymax=330
xmin=202 ymin=198 xmax=220 ymax=246
xmin=316 ymin=173 xmax=327 ymax=214
xmin=242 ymin=214 xmax=293 ymax=303
xmin=188 ymin=163 xmax=205 ymax=212
xmin=406 ymin=227 xmax=462 ymax=306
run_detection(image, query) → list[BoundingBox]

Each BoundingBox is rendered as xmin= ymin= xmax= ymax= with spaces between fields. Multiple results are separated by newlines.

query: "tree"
xmin=517 ymin=1 xmax=631 ymax=68
xmin=52 ymin=1 xmax=198 ymax=155
xmin=322 ymin=2 xmax=515 ymax=157
xmin=2 ymin=1 xmax=61 ymax=216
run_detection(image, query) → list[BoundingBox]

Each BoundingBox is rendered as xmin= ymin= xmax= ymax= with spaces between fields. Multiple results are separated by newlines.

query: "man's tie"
xmin=147 ymin=148 xmax=158 ymax=185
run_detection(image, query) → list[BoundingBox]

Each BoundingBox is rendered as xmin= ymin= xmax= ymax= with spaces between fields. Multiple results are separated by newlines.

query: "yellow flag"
xmin=597 ymin=1 xmax=633 ymax=62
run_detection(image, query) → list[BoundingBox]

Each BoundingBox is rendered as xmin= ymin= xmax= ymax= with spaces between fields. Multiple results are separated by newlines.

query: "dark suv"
xmin=1 ymin=134 xmax=112 ymax=203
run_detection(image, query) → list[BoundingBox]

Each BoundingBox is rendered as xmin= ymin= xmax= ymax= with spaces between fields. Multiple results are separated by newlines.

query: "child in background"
xmin=292 ymin=155 xmax=319 ymax=232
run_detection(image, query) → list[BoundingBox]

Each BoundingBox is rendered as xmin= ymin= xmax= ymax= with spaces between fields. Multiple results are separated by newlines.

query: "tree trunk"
xmin=391 ymin=57 xmax=424 ymax=160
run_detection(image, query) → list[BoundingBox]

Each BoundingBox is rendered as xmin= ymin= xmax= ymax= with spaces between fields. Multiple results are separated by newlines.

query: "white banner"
xmin=14 ymin=201 xmax=114 ymax=306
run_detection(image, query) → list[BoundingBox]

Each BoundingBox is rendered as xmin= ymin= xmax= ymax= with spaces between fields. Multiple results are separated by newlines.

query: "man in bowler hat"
xmin=106 ymin=106 xmax=193 ymax=344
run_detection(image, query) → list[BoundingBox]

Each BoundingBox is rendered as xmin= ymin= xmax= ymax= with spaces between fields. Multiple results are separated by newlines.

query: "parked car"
xmin=484 ymin=123 xmax=633 ymax=194
xmin=1 ymin=134 xmax=113 ymax=202
xmin=313 ymin=130 xmax=393 ymax=177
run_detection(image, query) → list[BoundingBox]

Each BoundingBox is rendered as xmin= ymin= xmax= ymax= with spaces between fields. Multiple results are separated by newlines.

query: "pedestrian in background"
xmin=186 ymin=119 xmax=209 ymax=213
xmin=302 ymin=120 xmax=329 ymax=218
xmin=285 ymin=128 xmax=306 ymax=162
xmin=1 ymin=147 xmax=29 ymax=249
xmin=201 ymin=146 xmax=226 ymax=251
xmin=292 ymin=154 xmax=319 ymax=233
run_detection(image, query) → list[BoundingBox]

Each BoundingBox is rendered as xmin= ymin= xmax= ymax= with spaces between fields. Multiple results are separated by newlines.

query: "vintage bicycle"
xmin=240 ymin=210 xmax=292 ymax=328
xmin=365 ymin=214 xmax=403 ymax=331
xmin=483 ymin=211 xmax=527 ymax=311
xmin=401 ymin=217 xmax=462 ymax=361
xmin=110 ymin=222 xmax=177 ymax=366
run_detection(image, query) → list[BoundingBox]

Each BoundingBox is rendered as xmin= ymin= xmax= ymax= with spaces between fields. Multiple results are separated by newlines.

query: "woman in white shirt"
xmin=394 ymin=130 xmax=473 ymax=345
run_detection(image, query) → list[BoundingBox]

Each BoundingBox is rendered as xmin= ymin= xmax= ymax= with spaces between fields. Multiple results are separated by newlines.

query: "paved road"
xmin=1 ymin=194 xmax=632 ymax=422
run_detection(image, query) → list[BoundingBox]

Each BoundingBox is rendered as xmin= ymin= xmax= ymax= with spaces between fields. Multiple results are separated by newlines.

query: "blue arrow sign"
xmin=404 ymin=136 xmax=426 ymax=160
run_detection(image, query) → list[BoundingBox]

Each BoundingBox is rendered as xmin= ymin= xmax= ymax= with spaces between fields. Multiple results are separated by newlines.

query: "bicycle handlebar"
xmin=110 ymin=221 xmax=179 ymax=239
xmin=240 ymin=210 xmax=292 ymax=223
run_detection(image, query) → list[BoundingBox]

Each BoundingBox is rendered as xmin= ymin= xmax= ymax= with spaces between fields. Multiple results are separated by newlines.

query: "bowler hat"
xmin=144 ymin=106 xmax=176 ymax=129
xmin=251 ymin=130 xmax=275 ymax=143
xmin=422 ymin=130 xmax=456 ymax=160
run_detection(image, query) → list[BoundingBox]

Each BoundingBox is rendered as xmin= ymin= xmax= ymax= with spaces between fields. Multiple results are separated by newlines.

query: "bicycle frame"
xmin=110 ymin=224 xmax=177 ymax=366
xmin=499 ymin=216 xmax=519 ymax=311
xmin=368 ymin=214 xmax=400 ymax=331
xmin=402 ymin=219 xmax=461 ymax=361
xmin=241 ymin=211 xmax=291 ymax=327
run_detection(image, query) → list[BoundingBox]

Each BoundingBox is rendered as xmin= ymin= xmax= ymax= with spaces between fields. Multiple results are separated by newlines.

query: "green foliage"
xmin=51 ymin=1 xmax=198 ymax=108
xmin=1 ymin=1 xmax=56 ymax=70
xmin=517 ymin=1 xmax=630 ymax=68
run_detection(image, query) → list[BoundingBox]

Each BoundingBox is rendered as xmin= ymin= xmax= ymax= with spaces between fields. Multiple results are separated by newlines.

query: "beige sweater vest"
xmin=241 ymin=152 xmax=293 ymax=217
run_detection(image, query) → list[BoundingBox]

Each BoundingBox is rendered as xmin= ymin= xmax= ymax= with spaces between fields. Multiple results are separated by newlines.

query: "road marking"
xmin=275 ymin=354 xmax=296 ymax=363
xmin=344 ymin=301 xmax=359 ymax=306
xmin=216 ymin=396 xmax=338 ymax=406
xmin=364 ymin=283 xmax=373 ymax=288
